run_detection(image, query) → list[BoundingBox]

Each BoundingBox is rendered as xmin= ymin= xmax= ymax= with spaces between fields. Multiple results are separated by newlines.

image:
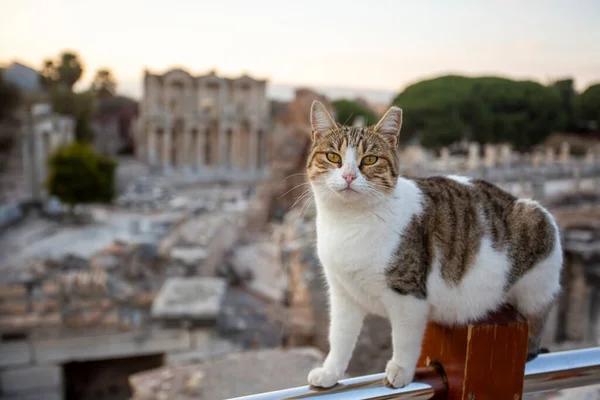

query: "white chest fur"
xmin=314 ymin=180 xmax=423 ymax=316
xmin=316 ymin=212 xmax=395 ymax=316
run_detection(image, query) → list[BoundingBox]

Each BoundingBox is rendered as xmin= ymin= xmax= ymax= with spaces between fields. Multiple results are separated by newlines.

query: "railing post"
xmin=418 ymin=305 xmax=529 ymax=400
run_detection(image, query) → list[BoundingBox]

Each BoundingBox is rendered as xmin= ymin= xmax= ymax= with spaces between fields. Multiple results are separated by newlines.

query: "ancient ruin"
xmin=134 ymin=68 xmax=270 ymax=181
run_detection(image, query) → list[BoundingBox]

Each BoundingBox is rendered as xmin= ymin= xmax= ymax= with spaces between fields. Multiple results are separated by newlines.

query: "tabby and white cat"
xmin=306 ymin=101 xmax=562 ymax=389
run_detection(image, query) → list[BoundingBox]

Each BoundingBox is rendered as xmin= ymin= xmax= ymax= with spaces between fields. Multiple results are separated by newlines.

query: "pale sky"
xmin=1 ymin=0 xmax=599 ymax=102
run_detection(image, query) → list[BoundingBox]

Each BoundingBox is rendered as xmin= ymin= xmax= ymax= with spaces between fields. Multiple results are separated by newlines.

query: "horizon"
xmin=2 ymin=0 xmax=599 ymax=104
xmin=4 ymin=58 xmax=599 ymax=106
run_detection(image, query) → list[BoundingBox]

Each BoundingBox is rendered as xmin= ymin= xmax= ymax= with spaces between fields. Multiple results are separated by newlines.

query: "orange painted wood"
xmin=418 ymin=305 xmax=529 ymax=400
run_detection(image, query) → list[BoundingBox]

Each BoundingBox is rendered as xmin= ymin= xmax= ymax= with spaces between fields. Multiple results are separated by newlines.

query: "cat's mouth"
xmin=338 ymin=187 xmax=360 ymax=194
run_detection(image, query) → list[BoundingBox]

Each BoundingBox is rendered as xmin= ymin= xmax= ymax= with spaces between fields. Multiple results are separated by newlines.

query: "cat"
xmin=305 ymin=101 xmax=562 ymax=389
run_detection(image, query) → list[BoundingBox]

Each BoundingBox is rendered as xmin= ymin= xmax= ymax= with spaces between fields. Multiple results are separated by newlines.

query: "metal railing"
xmin=230 ymin=347 xmax=600 ymax=400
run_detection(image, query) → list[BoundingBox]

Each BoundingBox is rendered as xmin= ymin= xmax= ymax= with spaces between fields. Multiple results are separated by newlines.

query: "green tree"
xmin=39 ymin=59 xmax=58 ymax=92
xmin=421 ymin=106 xmax=464 ymax=148
xmin=38 ymin=51 xmax=95 ymax=142
xmin=39 ymin=52 xmax=84 ymax=91
xmin=91 ymin=68 xmax=117 ymax=98
xmin=552 ymin=78 xmax=577 ymax=131
xmin=391 ymin=75 xmax=563 ymax=150
xmin=47 ymin=142 xmax=117 ymax=213
xmin=49 ymin=88 xmax=96 ymax=141
xmin=0 ymin=72 xmax=22 ymax=171
xmin=56 ymin=52 xmax=84 ymax=91
xmin=332 ymin=99 xmax=379 ymax=126
xmin=579 ymin=83 xmax=600 ymax=131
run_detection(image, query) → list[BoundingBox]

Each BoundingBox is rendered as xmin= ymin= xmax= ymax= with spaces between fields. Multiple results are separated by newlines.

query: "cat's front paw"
xmin=384 ymin=360 xmax=414 ymax=388
xmin=307 ymin=367 xmax=341 ymax=388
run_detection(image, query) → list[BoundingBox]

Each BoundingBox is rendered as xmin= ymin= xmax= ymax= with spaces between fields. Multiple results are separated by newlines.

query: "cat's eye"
xmin=361 ymin=155 xmax=378 ymax=166
xmin=326 ymin=152 xmax=341 ymax=163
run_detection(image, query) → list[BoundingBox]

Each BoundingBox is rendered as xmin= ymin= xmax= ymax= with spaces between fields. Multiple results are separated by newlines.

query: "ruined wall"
xmin=244 ymin=89 xmax=332 ymax=235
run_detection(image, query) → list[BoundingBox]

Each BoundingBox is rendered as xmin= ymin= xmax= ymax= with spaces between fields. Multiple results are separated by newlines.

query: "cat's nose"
xmin=343 ymin=173 xmax=356 ymax=184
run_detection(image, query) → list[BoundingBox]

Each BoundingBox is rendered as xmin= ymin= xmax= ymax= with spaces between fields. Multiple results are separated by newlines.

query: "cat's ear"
xmin=374 ymin=106 xmax=402 ymax=147
xmin=310 ymin=101 xmax=337 ymax=140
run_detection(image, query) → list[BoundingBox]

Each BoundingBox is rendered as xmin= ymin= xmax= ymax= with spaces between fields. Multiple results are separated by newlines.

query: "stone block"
xmin=0 ymin=365 xmax=62 ymax=395
xmin=0 ymin=285 xmax=26 ymax=298
xmin=0 ymin=301 xmax=28 ymax=315
xmin=231 ymin=242 xmax=287 ymax=303
xmin=33 ymin=328 xmax=190 ymax=364
xmin=151 ymin=277 xmax=227 ymax=322
xmin=0 ymin=340 xmax=31 ymax=368
xmin=40 ymin=282 xmax=58 ymax=297
xmin=32 ymin=299 xmax=59 ymax=314
xmin=170 ymin=246 xmax=207 ymax=266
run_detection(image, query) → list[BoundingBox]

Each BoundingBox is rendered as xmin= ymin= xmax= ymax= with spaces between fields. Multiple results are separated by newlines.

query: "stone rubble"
xmin=117 ymin=175 xmax=175 ymax=211
xmin=151 ymin=277 xmax=227 ymax=324
xmin=129 ymin=347 xmax=324 ymax=400
xmin=0 ymin=241 xmax=165 ymax=332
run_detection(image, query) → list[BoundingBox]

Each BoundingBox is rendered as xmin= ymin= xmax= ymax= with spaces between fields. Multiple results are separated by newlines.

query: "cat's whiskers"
xmin=290 ymin=178 xmax=326 ymax=211
xmin=278 ymin=182 xmax=312 ymax=200
xmin=298 ymin=186 xmax=328 ymax=221
xmin=282 ymin=172 xmax=309 ymax=181
xmin=299 ymin=196 xmax=316 ymax=220
xmin=289 ymin=188 xmax=314 ymax=211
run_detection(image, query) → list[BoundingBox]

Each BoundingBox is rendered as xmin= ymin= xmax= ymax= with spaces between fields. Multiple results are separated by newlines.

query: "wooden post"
xmin=418 ymin=305 xmax=529 ymax=400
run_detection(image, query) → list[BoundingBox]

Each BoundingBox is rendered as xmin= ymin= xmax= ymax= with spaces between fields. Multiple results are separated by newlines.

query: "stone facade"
xmin=135 ymin=68 xmax=270 ymax=181
xmin=22 ymin=103 xmax=75 ymax=200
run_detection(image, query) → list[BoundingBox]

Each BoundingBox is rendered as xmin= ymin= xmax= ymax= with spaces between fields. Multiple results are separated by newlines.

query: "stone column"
xmin=573 ymin=165 xmax=582 ymax=192
xmin=531 ymin=151 xmax=543 ymax=168
xmin=183 ymin=129 xmax=192 ymax=167
xmin=559 ymin=141 xmax=570 ymax=165
xmin=439 ymin=147 xmax=449 ymax=171
xmin=163 ymin=127 xmax=171 ymax=169
xmin=256 ymin=130 xmax=263 ymax=170
xmin=147 ymin=126 xmax=156 ymax=165
xmin=584 ymin=148 xmax=595 ymax=165
xmin=484 ymin=144 xmax=497 ymax=168
xmin=229 ymin=129 xmax=237 ymax=171
xmin=233 ymin=129 xmax=241 ymax=170
xmin=219 ymin=126 xmax=228 ymax=171
xmin=500 ymin=144 xmax=512 ymax=167
xmin=197 ymin=129 xmax=205 ymax=169
xmin=467 ymin=143 xmax=480 ymax=171
xmin=545 ymin=147 xmax=555 ymax=165
xmin=248 ymin=129 xmax=258 ymax=171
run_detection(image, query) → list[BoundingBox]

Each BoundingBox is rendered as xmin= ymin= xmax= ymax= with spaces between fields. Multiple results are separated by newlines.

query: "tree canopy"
xmin=38 ymin=51 xmax=110 ymax=142
xmin=47 ymin=142 xmax=117 ymax=210
xmin=91 ymin=68 xmax=117 ymax=98
xmin=391 ymin=75 xmax=578 ymax=150
xmin=40 ymin=51 xmax=84 ymax=91
xmin=579 ymin=84 xmax=600 ymax=131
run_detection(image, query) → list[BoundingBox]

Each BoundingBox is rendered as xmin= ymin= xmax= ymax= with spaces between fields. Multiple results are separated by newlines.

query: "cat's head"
xmin=306 ymin=101 xmax=402 ymax=207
